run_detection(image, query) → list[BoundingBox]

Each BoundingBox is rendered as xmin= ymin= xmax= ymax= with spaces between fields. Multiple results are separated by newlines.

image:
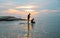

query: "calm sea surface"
xmin=0 ymin=12 xmax=60 ymax=38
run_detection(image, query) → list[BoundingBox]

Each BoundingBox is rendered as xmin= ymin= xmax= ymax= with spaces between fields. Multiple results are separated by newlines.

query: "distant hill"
xmin=0 ymin=16 xmax=27 ymax=21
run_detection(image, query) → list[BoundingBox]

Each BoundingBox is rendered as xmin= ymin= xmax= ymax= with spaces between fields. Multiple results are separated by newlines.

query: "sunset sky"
xmin=0 ymin=0 xmax=60 ymax=17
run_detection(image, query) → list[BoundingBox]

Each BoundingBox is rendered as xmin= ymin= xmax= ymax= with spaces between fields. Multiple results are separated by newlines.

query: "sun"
xmin=24 ymin=9 xmax=35 ymax=12
xmin=15 ymin=5 xmax=38 ymax=15
xmin=24 ymin=9 xmax=38 ymax=15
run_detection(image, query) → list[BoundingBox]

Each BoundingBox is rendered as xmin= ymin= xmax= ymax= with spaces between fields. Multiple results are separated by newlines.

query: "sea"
xmin=0 ymin=12 xmax=60 ymax=38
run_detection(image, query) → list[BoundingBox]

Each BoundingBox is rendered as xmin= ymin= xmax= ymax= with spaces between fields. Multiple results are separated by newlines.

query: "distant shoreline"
xmin=0 ymin=16 xmax=27 ymax=21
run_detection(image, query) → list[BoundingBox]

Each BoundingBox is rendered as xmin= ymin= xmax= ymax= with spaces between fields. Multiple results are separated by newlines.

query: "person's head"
xmin=32 ymin=18 xmax=34 ymax=20
xmin=29 ymin=13 xmax=31 ymax=15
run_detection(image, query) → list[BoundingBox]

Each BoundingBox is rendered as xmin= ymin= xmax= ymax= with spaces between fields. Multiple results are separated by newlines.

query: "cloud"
xmin=16 ymin=5 xmax=37 ymax=9
xmin=3 ymin=9 xmax=60 ymax=16
xmin=4 ymin=9 xmax=31 ymax=15
xmin=3 ymin=8 xmax=38 ymax=16
xmin=4 ymin=9 xmax=23 ymax=14
xmin=39 ymin=10 xmax=60 ymax=13
xmin=0 ymin=0 xmax=60 ymax=17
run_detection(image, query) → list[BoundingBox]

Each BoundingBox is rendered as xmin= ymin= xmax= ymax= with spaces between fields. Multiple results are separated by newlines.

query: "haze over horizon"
xmin=0 ymin=0 xmax=60 ymax=18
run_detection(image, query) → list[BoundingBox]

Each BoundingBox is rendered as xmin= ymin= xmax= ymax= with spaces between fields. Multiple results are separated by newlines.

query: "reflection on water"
xmin=0 ymin=21 xmax=35 ymax=38
xmin=0 ymin=13 xmax=60 ymax=38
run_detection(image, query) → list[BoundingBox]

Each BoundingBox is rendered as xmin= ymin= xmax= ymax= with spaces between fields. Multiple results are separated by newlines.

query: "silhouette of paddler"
xmin=27 ymin=13 xmax=31 ymax=21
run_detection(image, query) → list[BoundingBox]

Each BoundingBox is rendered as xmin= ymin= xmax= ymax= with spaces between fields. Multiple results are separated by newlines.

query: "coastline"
xmin=0 ymin=16 xmax=27 ymax=21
